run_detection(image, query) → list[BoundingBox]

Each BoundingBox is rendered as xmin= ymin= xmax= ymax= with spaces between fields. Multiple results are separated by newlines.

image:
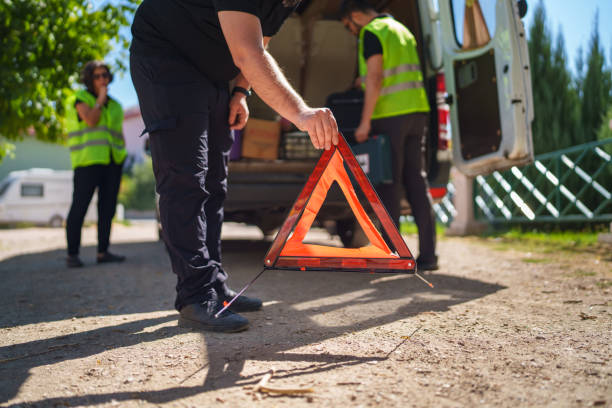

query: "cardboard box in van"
xmin=241 ymin=119 xmax=281 ymax=160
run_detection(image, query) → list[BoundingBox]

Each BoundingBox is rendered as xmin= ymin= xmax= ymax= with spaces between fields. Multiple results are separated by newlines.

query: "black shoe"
xmin=97 ymin=252 xmax=126 ymax=264
xmin=178 ymin=301 xmax=249 ymax=333
xmin=221 ymin=289 xmax=263 ymax=313
xmin=66 ymin=255 xmax=84 ymax=268
xmin=417 ymin=255 xmax=439 ymax=271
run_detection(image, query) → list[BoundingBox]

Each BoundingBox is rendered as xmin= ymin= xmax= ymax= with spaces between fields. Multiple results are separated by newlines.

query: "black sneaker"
xmin=178 ymin=301 xmax=249 ymax=333
xmin=221 ymin=289 xmax=263 ymax=313
xmin=66 ymin=255 xmax=84 ymax=268
xmin=417 ymin=255 xmax=439 ymax=271
xmin=97 ymin=252 xmax=126 ymax=264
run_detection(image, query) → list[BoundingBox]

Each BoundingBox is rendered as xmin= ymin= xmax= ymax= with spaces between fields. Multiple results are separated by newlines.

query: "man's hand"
xmin=355 ymin=120 xmax=370 ymax=143
xmin=296 ymin=107 xmax=339 ymax=150
xmin=218 ymin=11 xmax=339 ymax=150
xmin=228 ymin=93 xmax=249 ymax=130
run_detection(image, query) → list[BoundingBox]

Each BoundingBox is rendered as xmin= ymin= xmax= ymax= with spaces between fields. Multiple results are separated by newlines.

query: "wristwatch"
xmin=232 ymin=86 xmax=252 ymax=97
xmin=94 ymin=102 xmax=102 ymax=109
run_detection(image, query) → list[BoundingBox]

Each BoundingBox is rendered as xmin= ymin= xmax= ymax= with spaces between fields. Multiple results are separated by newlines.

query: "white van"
xmin=216 ymin=0 xmax=534 ymax=244
xmin=0 ymin=168 xmax=97 ymax=227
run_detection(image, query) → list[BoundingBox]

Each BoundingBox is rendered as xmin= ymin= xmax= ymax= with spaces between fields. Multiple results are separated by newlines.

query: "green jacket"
xmin=359 ymin=16 xmax=430 ymax=119
xmin=64 ymin=89 xmax=126 ymax=168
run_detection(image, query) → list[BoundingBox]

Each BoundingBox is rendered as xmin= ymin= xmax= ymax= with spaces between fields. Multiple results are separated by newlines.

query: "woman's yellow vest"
xmin=64 ymin=89 xmax=126 ymax=168
xmin=358 ymin=16 xmax=430 ymax=119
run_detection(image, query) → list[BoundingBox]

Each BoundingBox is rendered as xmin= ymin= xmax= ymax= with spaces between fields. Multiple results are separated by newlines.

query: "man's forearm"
xmin=361 ymin=74 xmax=382 ymax=125
xmin=235 ymin=49 xmax=308 ymax=124
xmin=233 ymin=72 xmax=251 ymax=91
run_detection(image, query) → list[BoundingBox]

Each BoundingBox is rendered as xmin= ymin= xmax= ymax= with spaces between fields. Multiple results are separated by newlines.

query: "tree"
xmin=527 ymin=1 xmax=580 ymax=154
xmin=0 ymin=0 xmax=138 ymax=159
xmin=581 ymin=11 xmax=612 ymax=142
xmin=597 ymin=105 xmax=612 ymax=141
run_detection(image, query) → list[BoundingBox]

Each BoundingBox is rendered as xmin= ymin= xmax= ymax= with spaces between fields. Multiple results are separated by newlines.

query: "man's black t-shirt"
xmin=362 ymin=14 xmax=393 ymax=60
xmin=130 ymin=0 xmax=297 ymax=82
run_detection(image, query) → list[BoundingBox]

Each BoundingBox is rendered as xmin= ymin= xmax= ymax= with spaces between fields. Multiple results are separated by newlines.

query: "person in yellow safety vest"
xmin=63 ymin=61 xmax=127 ymax=268
xmin=340 ymin=0 xmax=438 ymax=271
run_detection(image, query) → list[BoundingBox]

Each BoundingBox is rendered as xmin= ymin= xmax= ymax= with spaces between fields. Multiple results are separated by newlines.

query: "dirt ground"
xmin=0 ymin=221 xmax=610 ymax=408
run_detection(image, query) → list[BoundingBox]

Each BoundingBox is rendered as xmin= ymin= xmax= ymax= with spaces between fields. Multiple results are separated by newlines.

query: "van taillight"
xmin=436 ymin=73 xmax=450 ymax=151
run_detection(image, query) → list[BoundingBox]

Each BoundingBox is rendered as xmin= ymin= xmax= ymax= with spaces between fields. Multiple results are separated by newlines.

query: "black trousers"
xmin=371 ymin=113 xmax=436 ymax=262
xmin=66 ymin=161 xmax=123 ymax=256
xmin=130 ymin=53 xmax=235 ymax=311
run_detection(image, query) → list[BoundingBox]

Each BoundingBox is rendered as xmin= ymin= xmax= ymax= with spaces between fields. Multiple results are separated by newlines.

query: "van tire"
xmin=49 ymin=215 xmax=64 ymax=228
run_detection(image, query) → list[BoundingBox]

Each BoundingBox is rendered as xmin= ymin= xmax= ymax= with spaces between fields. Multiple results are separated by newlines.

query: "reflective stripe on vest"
xmin=358 ymin=16 xmax=430 ymax=119
xmin=67 ymin=126 xmax=124 ymax=141
xmin=359 ymin=63 xmax=422 ymax=84
xmin=64 ymin=90 xmax=126 ymax=168
xmin=69 ymin=139 xmax=126 ymax=152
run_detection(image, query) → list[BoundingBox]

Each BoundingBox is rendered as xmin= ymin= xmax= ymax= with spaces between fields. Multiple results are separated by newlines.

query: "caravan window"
xmin=0 ymin=178 xmax=14 ymax=198
xmin=21 ymin=183 xmax=44 ymax=197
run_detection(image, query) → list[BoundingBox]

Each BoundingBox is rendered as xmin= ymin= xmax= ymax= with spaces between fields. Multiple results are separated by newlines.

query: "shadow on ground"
xmin=0 ymin=238 xmax=505 ymax=406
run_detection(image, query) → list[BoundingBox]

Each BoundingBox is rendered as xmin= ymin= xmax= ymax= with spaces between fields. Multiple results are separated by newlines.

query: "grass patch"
xmin=400 ymin=221 xmax=446 ymax=237
xmin=521 ymin=258 xmax=551 ymax=264
xmin=565 ymin=269 xmax=597 ymax=278
xmin=480 ymin=227 xmax=601 ymax=254
xmin=595 ymin=280 xmax=612 ymax=289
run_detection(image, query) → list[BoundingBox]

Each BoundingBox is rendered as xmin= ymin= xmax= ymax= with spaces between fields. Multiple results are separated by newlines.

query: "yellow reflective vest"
xmin=358 ymin=16 xmax=430 ymax=119
xmin=64 ymin=89 xmax=126 ymax=168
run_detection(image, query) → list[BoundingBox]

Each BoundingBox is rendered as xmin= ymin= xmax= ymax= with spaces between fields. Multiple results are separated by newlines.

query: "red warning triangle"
xmin=264 ymin=133 xmax=415 ymax=273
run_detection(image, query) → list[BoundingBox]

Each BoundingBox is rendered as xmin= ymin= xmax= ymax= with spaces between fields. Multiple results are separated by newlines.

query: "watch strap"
xmin=232 ymin=86 xmax=252 ymax=97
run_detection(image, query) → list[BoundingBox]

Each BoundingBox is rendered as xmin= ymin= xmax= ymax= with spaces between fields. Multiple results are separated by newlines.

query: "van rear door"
xmin=438 ymin=0 xmax=534 ymax=176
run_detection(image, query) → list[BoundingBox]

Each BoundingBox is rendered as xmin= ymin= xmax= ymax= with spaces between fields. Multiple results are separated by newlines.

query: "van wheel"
xmin=49 ymin=215 xmax=64 ymax=228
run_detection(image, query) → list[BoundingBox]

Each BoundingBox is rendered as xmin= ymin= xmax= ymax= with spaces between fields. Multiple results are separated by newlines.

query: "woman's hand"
xmin=96 ymin=85 xmax=108 ymax=106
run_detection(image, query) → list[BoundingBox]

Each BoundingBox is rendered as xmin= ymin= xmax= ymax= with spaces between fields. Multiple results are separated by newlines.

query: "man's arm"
xmin=218 ymin=11 xmax=338 ymax=149
xmin=227 ymin=37 xmax=271 ymax=130
xmin=355 ymin=54 xmax=383 ymax=143
xmin=228 ymin=71 xmax=250 ymax=130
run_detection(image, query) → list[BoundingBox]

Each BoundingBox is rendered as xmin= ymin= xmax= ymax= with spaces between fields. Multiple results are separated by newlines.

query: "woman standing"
xmin=64 ymin=61 xmax=127 ymax=267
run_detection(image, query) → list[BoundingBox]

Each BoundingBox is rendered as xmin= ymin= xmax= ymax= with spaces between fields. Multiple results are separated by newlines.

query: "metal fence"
xmin=474 ymin=138 xmax=612 ymax=224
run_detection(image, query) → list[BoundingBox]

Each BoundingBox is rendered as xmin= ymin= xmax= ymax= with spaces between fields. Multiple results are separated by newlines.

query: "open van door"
xmin=438 ymin=0 xmax=534 ymax=176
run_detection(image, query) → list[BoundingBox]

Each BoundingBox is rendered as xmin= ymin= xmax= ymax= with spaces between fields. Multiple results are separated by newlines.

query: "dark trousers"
xmin=66 ymin=162 xmax=123 ymax=255
xmin=130 ymin=53 xmax=234 ymax=311
xmin=371 ymin=113 xmax=436 ymax=261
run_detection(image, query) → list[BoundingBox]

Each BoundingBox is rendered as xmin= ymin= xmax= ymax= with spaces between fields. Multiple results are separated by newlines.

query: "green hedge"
xmin=118 ymin=158 xmax=156 ymax=211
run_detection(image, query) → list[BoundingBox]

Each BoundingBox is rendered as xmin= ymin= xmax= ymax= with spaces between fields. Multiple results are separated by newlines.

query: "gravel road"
xmin=0 ymin=221 xmax=610 ymax=407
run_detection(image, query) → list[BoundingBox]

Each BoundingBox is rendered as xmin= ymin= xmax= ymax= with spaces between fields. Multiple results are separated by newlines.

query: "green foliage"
xmin=527 ymin=1 xmax=582 ymax=154
xmin=400 ymin=220 xmax=446 ymax=237
xmin=0 ymin=0 xmax=138 ymax=156
xmin=527 ymin=2 xmax=612 ymax=154
xmin=118 ymin=158 xmax=156 ymax=211
xmin=0 ymin=140 xmax=15 ymax=161
xmin=596 ymin=98 xmax=612 ymax=141
xmin=581 ymin=11 xmax=612 ymax=142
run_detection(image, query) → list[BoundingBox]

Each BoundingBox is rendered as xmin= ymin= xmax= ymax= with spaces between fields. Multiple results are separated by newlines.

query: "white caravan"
xmin=0 ymin=168 xmax=97 ymax=226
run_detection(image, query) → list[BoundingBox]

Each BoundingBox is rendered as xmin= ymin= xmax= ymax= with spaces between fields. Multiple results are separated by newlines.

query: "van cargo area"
xmin=219 ymin=0 xmax=451 ymax=246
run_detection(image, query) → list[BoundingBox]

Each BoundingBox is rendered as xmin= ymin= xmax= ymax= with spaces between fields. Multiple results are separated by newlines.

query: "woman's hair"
xmin=79 ymin=60 xmax=113 ymax=94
